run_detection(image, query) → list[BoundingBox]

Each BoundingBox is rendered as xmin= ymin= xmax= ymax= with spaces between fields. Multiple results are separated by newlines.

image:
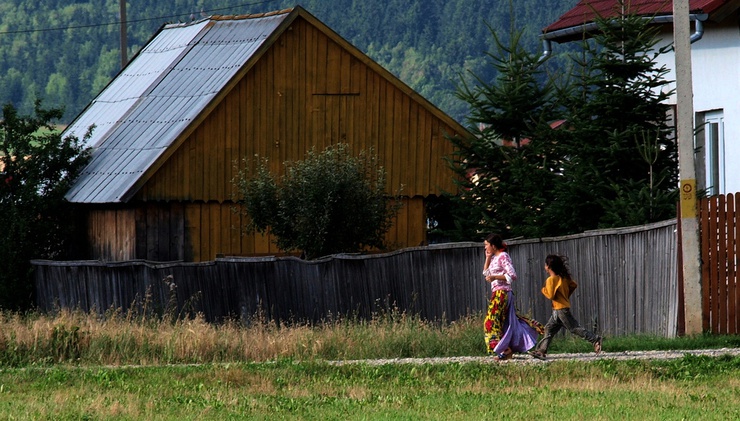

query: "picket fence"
xmin=33 ymin=219 xmax=679 ymax=337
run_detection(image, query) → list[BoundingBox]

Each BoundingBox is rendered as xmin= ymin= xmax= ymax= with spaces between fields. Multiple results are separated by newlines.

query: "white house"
xmin=542 ymin=0 xmax=740 ymax=196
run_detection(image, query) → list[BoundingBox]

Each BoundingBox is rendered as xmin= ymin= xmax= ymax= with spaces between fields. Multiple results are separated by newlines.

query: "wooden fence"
xmin=700 ymin=193 xmax=740 ymax=334
xmin=33 ymin=219 xmax=679 ymax=337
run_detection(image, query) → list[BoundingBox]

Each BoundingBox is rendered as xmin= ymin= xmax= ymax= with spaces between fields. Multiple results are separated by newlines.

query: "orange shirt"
xmin=541 ymin=275 xmax=578 ymax=310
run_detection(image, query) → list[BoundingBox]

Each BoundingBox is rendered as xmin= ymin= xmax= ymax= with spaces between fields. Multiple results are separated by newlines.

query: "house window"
xmin=697 ymin=110 xmax=725 ymax=196
xmin=704 ymin=111 xmax=725 ymax=195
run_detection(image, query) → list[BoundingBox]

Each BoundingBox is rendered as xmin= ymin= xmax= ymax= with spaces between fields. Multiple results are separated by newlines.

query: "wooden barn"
xmin=63 ymin=6 xmax=471 ymax=262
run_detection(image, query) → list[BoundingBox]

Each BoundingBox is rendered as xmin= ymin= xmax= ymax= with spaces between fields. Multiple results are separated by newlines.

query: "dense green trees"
xmin=556 ymin=10 xmax=678 ymax=232
xmin=0 ymin=101 xmax=90 ymax=309
xmin=0 ymin=0 xmax=573 ymax=122
xmin=442 ymin=27 xmax=564 ymax=240
xmin=440 ymin=3 xmax=678 ymax=240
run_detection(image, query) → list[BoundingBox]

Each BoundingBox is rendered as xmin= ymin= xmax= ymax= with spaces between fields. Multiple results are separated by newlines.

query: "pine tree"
xmin=441 ymin=26 xmax=563 ymax=240
xmin=556 ymin=3 xmax=678 ymax=232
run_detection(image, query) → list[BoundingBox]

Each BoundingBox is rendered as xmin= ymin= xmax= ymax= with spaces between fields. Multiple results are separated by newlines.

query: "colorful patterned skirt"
xmin=484 ymin=289 xmax=544 ymax=355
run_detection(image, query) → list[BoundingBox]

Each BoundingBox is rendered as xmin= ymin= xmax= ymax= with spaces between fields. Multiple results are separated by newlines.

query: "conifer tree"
xmin=441 ymin=27 xmax=563 ymax=240
xmin=556 ymin=3 xmax=678 ymax=232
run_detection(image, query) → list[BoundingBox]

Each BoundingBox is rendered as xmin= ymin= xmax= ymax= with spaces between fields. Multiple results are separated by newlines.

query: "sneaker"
xmin=594 ymin=336 xmax=603 ymax=355
xmin=528 ymin=350 xmax=547 ymax=361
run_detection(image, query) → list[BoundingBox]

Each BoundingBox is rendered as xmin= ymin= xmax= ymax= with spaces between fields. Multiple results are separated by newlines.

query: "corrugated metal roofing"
xmin=544 ymin=0 xmax=730 ymax=35
xmin=65 ymin=11 xmax=291 ymax=203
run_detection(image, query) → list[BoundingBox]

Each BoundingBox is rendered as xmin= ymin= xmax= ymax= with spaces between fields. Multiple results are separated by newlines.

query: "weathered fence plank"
xmin=33 ymin=220 xmax=679 ymax=337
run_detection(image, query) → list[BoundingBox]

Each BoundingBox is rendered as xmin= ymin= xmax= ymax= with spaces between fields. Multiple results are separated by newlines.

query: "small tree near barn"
xmin=0 ymin=100 xmax=91 ymax=309
xmin=234 ymin=143 xmax=402 ymax=259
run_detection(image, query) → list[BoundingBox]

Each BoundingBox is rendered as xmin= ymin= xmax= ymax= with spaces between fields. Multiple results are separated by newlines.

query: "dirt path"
xmin=329 ymin=347 xmax=740 ymax=366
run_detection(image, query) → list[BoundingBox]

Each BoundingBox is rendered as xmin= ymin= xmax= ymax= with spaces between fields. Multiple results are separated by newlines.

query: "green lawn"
xmin=0 ymin=355 xmax=738 ymax=420
xmin=0 ymin=310 xmax=738 ymax=419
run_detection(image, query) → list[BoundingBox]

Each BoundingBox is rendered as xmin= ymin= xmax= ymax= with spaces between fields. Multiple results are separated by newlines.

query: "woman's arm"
xmin=499 ymin=252 xmax=517 ymax=282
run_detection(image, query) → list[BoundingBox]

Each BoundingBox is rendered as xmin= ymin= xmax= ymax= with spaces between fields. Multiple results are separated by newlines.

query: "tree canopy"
xmin=0 ymin=0 xmax=575 ymax=123
xmin=0 ymin=101 xmax=90 ymax=309
xmin=440 ymin=3 xmax=678 ymax=241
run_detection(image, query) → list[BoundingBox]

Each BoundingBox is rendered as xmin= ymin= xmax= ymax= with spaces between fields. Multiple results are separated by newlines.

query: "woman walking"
xmin=482 ymin=234 xmax=543 ymax=360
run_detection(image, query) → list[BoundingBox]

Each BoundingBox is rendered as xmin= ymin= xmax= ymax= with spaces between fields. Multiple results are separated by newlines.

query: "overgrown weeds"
xmin=0 ymin=306 xmax=737 ymax=367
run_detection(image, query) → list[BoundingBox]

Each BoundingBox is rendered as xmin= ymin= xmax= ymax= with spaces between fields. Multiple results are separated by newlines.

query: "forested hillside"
xmin=0 ymin=0 xmax=577 ymax=124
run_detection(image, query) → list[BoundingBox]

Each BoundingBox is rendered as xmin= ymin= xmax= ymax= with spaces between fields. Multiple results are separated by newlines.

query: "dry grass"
xmin=0 ymin=307 xmax=478 ymax=366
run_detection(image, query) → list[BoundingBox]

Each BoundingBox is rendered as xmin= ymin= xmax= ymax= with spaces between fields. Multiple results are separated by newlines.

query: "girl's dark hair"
xmin=545 ymin=254 xmax=572 ymax=279
xmin=485 ymin=233 xmax=507 ymax=252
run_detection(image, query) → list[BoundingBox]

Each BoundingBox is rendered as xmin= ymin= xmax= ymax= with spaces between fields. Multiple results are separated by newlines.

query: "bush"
xmin=0 ymin=100 xmax=90 ymax=309
xmin=234 ymin=143 xmax=402 ymax=259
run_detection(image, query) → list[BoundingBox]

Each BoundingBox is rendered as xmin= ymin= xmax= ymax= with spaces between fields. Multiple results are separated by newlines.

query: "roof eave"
xmin=541 ymin=13 xmax=707 ymax=43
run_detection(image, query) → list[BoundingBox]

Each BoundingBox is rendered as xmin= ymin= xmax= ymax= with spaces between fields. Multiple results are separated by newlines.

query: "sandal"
xmin=594 ymin=336 xmax=603 ymax=355
xmin=493 ymin=348 xmax=513 ymax=361
xmin=528 ymin=350 xmax=547 ymax=361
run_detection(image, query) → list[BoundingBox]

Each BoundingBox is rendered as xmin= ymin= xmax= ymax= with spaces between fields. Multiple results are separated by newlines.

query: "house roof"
xmin=65 ymin=6 xmax=467 ymax=204
xmin=543 ymin=0 xmax=735 ymax=41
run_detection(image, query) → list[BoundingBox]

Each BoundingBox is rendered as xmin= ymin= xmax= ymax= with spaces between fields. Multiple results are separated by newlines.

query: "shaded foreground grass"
xmin=0 ymin=355 xmax=738 ymax=420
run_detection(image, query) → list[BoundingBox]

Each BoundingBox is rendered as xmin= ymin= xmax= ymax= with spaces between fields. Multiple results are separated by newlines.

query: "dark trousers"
xmin=535 ymin=307 xmax=599 ymax=354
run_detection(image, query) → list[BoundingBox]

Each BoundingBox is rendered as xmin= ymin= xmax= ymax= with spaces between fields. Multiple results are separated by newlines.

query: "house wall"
xmin=123 ymin=16 xmax=464 ymax=260
xmin=655 ymin=18 xmax=740 ymax=194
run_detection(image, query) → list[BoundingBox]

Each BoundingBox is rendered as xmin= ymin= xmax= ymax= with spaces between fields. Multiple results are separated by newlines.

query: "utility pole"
xmin=120 ymin=0 xmax=128 ymax=68
xmin=673 ymin=0 xmax=702 ymax=334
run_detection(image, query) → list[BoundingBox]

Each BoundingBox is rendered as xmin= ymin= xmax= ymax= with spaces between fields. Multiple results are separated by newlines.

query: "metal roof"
xmin=65 ymin=11 xmax=290 ymax=203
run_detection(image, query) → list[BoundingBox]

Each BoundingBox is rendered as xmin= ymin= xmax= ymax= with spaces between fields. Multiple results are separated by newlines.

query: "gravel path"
xmin=328 ymin=347 xmax=740 ymax=366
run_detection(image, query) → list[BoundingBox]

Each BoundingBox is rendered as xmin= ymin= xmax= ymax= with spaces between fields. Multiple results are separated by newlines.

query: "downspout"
xmin=539 ymin=13 xmax=708 ymax=62
xmin=689 ymin=16 xmax=706 ymax=43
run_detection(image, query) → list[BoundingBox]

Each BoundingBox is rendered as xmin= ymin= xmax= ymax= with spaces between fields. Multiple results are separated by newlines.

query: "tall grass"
xmin=0 ymin=307 xmax=482 ymax=366
xmin=0 ymin=308 xmax=737 ymax=367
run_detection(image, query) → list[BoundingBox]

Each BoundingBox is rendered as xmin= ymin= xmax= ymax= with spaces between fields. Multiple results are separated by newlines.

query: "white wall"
xmin=656 ymin=21 xmax=740 ymax=194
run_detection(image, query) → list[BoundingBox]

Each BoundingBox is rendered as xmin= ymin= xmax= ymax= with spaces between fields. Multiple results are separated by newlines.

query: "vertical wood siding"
xmin=85 ymin=197 xmax=425 ymax=262
xmin=137 ymin=17 xmax=462 ymax=201
xmin=86 ymin=208 xmax=137 ymax=261
xmin=116 ymin=16 xmax=463 ymax=258
xmin=37 ymin=220 xmax=679 ymax=337
xmin=700 ymin=193 xmax=740 ymax=334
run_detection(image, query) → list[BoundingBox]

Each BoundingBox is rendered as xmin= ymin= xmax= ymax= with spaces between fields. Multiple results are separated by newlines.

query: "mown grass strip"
xmin=0 ymin=356 xmax=738 ymax=420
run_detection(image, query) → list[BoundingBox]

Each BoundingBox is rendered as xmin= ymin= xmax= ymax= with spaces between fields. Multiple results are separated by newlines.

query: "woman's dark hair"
xmin=545 ymin=254 xmax=572 ymax=280
xmin=485 ymin=233 xmax=507 ymax=252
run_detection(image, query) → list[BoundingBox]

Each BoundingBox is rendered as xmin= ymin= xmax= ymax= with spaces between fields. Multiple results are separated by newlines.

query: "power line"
xmin=0 ymin=0 xmax=281 ymax=35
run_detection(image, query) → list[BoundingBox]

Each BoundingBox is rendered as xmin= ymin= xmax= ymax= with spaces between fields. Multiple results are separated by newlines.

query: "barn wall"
xmin=124 ymin=16 xmax=462 ymax=260
xmin=85 ymin=197 xmax=425 ymax=262
xmin=136 ymin=16 xmax=462 ymax=202
xmin=86 ymin=207 xmax=137 ymax=261
xmin=184 ymin=197 xmax=425 ymax=262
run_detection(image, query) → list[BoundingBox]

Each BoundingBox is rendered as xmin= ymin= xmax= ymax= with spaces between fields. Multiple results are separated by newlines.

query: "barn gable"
xmin=65 ymin=6 xmax=471 ymax=261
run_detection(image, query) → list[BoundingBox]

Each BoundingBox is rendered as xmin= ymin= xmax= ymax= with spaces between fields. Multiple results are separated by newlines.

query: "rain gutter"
xmin=540 ymin=13 xmax=709 ymax=61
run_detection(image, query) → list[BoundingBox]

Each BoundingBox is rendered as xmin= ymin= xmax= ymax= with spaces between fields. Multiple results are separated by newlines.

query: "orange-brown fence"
xmin=699 ymin=193 xmax=740 ymax=334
